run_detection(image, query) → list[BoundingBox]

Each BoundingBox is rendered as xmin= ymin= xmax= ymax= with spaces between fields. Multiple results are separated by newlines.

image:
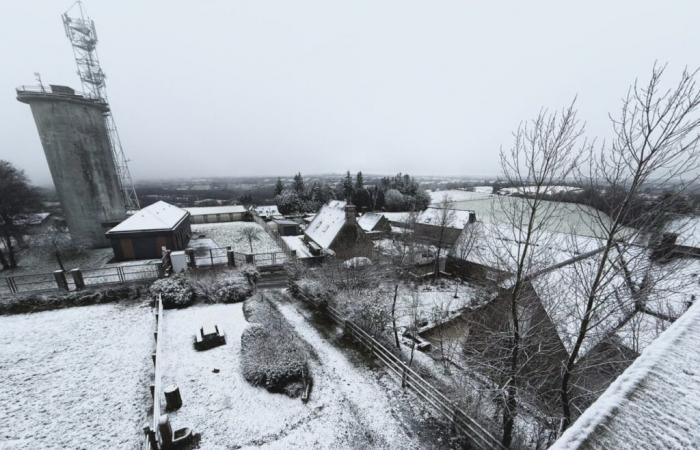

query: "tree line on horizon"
xmin=273 ymin=171 xmax=431 ymax=214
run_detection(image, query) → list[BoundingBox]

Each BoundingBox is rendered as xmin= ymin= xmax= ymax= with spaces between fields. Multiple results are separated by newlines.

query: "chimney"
xmin=345 ymin=204 xmax=357 ymax=223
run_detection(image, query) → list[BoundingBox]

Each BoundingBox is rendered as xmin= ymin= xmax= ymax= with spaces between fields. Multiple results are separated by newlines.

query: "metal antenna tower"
xmin=62 ymin=1 xmax=140 ymax=210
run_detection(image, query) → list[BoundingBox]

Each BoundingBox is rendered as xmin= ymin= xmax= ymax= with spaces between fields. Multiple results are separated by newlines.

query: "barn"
xmin=106 ymin=201 xmax=192 ymax=261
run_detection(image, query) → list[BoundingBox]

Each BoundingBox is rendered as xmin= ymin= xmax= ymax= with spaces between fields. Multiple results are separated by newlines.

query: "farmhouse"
xmin=659 ymin=215 xmax=700 ymax=258
xmin=106 ymin=201 xmax=191 ymax=261
xmin=303 ymin=200 xmax=373 ymax=259
xmin=185 ymin=205 xmax=247 ymax=224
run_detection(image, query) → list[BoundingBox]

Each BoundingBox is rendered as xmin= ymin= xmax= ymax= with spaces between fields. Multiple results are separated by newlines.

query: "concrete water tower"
xmin=17 ymin=84 xmax=127 ymax=248
xmin=16 ymin=1 xmax=139 ymax=248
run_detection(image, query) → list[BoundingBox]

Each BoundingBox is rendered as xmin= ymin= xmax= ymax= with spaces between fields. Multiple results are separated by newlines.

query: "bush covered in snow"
xmin=335 ymin=290 xmax=392 ymax=340
xmin=241 ymin=295 xmax=311 ymax=397
xmin=0 ymin=285 xmax=143 ymax=315
xmin=212 ymin=273 xmax=253 ymax=303
xmin=240 ymin=265 xmax=260 ymax=285
xmin=149 ymin=275 xmax=195 ymax=309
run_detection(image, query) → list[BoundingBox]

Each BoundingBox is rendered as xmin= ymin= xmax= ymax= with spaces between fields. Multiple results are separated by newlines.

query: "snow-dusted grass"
xmin=0 ymin=301 xmax=153 ymax=450
xmin=191 ymin=222 xmax=282 ymax=254
xmin=159 ymin=294 xmax=428 ymax=449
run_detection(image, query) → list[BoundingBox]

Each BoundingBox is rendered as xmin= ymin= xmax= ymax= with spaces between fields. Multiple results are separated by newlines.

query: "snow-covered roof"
xmin=416 ymin=207 xmax=474 ymax=230
xmin=665 ymin=215 xmax=700 ymax=248
xmin=254 ymin=205 xmax=280 ymax=217
xmin=281 ymin=235 xmax=313 ymax=258
xmin=358 ymin=212 xmax=384 ymax=231
xmin=532 ymin=248 xmax=699 ymax=357
xmin=550 ymin=299 xmax=700 ymax=450
xmin=382 ymin=212 xmax=411 ymax=224
xmin=184 ymin=205 xmax=247 ymax=216
xmin=450 ymin=222 xmax=604 ymax=271
xmin=304 ymin=201 xmax=348 ymax=249
xmin=107 ymin=201 xmax=188 ymax=234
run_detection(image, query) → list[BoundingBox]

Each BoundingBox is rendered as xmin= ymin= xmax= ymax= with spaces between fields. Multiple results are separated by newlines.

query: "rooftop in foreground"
xmin=550 ymin=299 xmax=700 ymax=450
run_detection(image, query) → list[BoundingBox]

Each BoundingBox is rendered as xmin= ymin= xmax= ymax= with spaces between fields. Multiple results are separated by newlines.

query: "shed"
xmin=106 ymin=201 xmax=191 ymax=261
xmin=271 ymin=218 xmax=302 ymax=236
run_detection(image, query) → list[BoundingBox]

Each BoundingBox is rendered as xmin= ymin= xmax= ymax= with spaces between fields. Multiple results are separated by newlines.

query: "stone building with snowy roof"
xmin=550 ymin=299 xmax=700 ymax=450
xmin=106 ymin=201 xmax=191 ymax=261
xmin=303 ymin=201 xmax=373 ymax=259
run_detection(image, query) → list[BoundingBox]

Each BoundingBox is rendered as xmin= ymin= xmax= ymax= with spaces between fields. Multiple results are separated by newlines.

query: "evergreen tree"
xmin=293 ymin=172 xmax=305 ymax=195
xmin=343 ymin=171 xmax=354 ymax=200
xmin=274 ymin=177 xmax=285 ymax=196
xmin=355 ymin=171 xmax=364 ymax=189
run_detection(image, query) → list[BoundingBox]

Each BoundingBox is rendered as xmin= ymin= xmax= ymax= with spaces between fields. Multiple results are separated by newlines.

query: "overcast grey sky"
xmin=1 ymin=1 xmax=698 ymax=186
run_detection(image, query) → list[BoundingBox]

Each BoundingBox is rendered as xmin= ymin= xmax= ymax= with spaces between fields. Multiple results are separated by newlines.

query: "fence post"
xmin=70 ymin=268 xmax=85 ymax=290
xmin=209 ymin=249 xmax=214 ymax=266
xmin=53 ymin=270 xmax=68 ymax=291
xmin=185 ymin=248 xmax=196 ymax=268
xmin=246 ymin=254 xmax=254 ymax=265
xmin=227 ymin=248 xmax=235 ymax=267
xmin=156 ymin=263 xmax=165 ymax=279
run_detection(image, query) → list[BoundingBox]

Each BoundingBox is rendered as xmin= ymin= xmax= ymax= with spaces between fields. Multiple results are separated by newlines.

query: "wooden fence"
xmin=294 ymin=290 xmax=506 ymax=450
xmin=142 ymin=295 xmax=164 ymax=450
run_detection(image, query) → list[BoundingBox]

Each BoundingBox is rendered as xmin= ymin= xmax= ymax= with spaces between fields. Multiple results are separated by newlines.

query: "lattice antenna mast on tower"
xmin=62 ymin=1 xmax=140 ymax=210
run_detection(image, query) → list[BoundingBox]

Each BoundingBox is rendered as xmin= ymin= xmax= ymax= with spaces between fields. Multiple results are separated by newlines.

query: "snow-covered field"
xmin=191 ymin=222 xmax=282 ymax=254
xmin=0 ymin=301 xmax=153 ymax=450
xmin=159 ymin=295 xmax=429 ymax=449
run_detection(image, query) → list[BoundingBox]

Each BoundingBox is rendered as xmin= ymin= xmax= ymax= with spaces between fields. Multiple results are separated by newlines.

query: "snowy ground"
xmin=4 ymin=243 xmax=114 ymax=275
xmin=0 ymin=301 xmax=153 ymax=450
xmin=159 ymin=294 xmax=434 ymax=449
xmin=191 ymin=222 xmax=282 ymax=254
xmin=396 ymin=280 xmax=487 ymax=328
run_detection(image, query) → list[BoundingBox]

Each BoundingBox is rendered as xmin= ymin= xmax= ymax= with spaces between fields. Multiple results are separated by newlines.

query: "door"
xmin=120 ymin=238 xmax=135 ymax=259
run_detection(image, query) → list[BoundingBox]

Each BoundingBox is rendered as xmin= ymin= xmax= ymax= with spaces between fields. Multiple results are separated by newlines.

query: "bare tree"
xmin=0 ymin=161 xmax=41 ymax=269
xmin=432 ymin=195 xmax=457 ymax=280
xmin=560 ymin=64 xmax=700 ymax=427
xmin=485 ymin=100 xmax=583 ymax=447
xmin=240 ymin=225 xmax=262 ymax=253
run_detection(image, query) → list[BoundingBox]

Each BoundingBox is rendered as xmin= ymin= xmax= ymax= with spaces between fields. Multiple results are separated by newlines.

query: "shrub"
xmin=149 ymin=275 xmax=194 ymax=309
xmin=240 ymin=294 xmax=311 ymax=397
xmin=213 ymin=273 xmax=253 ymax=303
xmin=240 ymin=265 xmax=260 ymax=285
xmin=289 ymin=278 xmax=336 ymax=306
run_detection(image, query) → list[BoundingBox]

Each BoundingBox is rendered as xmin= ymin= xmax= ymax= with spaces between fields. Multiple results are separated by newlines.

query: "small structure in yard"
xmin=105 ymin=201 xmax=191 ymax=261
xmin=270 ymin=218 xmax=302 ymax=236
xmin=193 ymin=324 xmax=226 ymax=350
xmin=185 ymin=205 xmax=248 ymax=224
xmin=158 ymin=414 xmax=192 ymax=450
xmin=303 ymin=201 xmax=373 ymax=259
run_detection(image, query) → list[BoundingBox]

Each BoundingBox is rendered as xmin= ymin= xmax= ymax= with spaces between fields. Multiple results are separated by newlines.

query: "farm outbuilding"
xmin=106 ymin=201 xmax=191 ymax=261
xmin=270 ymin=218 xmax=302 ymax=236
xmin=358 ymin=212 xmax=392 ymax=239
xmin=185 ymin=205 xmax=248 ymax=224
